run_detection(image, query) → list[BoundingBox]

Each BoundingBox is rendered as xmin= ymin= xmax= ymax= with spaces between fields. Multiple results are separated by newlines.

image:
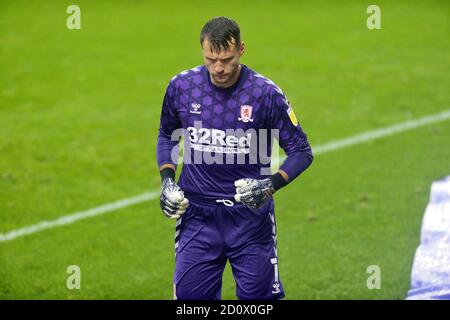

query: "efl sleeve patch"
xmin=287 ymin=107 xmax=299 ymax=126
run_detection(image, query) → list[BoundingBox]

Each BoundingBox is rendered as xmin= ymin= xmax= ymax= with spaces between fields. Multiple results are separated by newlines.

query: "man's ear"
xmin=239 ymin=42 xmax=245 ymax=56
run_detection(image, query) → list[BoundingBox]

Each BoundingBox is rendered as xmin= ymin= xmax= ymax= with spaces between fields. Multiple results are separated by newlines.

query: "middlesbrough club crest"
xmin=238 ymin=105 xmax=254 ymax=123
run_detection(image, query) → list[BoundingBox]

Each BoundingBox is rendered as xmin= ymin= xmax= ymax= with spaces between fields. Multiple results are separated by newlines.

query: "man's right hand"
xmin=160 ymin=178 xmax=189 ymax=219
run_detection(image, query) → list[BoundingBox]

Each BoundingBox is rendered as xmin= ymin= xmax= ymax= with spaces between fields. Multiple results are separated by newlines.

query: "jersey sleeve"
xmin=156 ymin=80 xmax=182 ymax=169
xmin=159 ymin=80 xmax=181 ymax=137
xmin=268 ymin=88 xmax=313 ymax=181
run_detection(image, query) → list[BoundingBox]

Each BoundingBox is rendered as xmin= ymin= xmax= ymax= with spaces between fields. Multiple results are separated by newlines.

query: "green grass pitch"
xmin=0 ymin=0 xmax=449 ymax=299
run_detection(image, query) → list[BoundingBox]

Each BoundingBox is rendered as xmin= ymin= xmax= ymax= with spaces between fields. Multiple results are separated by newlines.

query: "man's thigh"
xmin=227 ymin=204 xmax=285 ymax=300
xmin=174 ymin=203 xmax=226 ymax=300
xmin=229 ymin=240 xmax=285 ymax=300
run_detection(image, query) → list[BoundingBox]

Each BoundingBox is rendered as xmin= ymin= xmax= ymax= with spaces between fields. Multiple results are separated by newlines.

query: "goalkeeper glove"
xmin=234 ymin=178 xmax=275 ymax=209
xmin=160 ymin=169 xmax=189 ymax=219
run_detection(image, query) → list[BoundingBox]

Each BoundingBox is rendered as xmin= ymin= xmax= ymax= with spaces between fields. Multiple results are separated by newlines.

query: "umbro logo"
xmin=190 ymin=103 xmax=202 ymax=114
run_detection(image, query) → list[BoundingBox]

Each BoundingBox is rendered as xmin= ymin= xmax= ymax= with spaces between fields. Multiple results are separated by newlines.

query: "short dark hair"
xmin=200 ymin=16 xmax=241 ymax=53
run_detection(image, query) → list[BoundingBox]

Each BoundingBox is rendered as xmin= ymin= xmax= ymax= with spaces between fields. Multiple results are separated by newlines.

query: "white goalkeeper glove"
xmin=234 ymin=178 xmax=275 ymax=209
xmin=160 ymin=178 xmax=189 ymax=219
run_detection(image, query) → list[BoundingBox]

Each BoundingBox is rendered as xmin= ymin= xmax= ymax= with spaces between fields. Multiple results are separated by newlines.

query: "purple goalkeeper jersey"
xmin=157 ymin=64 xmax=312 ymax=202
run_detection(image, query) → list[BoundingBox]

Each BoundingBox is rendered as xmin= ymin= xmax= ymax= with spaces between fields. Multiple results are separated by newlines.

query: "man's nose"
xmin=214 ymin=62 xmax=224 ymax=74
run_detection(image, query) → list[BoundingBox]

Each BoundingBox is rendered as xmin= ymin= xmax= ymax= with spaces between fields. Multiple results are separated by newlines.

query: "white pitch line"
xmin=312 ymin=110 xmax=450 ymax=155
xmin=271 ymin=109 xmax=450 ymax=166
xmin=1 ymin=109 xmax=449 ymax=242
xmin=0 ymin=191 xmax=160 ymax=242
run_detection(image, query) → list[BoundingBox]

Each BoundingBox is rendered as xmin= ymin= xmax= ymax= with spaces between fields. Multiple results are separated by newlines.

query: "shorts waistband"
xmin=184 ymin=192 xmax=239 ymax=207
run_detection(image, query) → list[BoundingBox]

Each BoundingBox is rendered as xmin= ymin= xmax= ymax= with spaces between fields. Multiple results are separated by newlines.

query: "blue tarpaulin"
xmin=406 ymin=176 xmax=450 ymax=300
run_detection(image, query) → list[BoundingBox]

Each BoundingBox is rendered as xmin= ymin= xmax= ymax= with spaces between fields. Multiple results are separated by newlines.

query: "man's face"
xmin=202 ymin=38 xmax=245 ymax=88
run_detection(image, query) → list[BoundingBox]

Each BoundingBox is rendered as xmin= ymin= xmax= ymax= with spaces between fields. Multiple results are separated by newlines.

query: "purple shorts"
xmin=173 ymin=196 xmax=284 ymax=300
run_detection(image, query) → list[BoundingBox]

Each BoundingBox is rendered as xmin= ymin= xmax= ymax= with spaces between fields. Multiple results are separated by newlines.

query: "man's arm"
xmin=156 ymin=81 xmax=189 ymax=219
xmin=271 ymin=87 xmax=314 ymax=187
xmin=157 ymin=79 xmax=181 ymax=173
xmin=234 ymin=89 xmax=313 ymax=209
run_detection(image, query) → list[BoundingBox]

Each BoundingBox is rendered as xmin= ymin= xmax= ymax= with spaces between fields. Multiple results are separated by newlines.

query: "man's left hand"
xmin=234 ymin=178 xmax=275 ymax=209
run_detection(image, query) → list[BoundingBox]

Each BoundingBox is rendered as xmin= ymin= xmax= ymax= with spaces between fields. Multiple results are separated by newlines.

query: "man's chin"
xmin=213 ymin=77 xmax=230 ymax=87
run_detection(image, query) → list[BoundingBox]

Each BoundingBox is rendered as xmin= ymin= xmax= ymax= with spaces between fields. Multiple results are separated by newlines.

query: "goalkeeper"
xmin=157 ymin=16 xmax=313 ymax=300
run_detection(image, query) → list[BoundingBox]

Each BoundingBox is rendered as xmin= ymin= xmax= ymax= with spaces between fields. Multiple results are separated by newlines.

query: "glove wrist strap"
xmin=270 ymin=172 xmax=288 ymax=191
xmin=160 ymin=167 xmax=175 ymax=182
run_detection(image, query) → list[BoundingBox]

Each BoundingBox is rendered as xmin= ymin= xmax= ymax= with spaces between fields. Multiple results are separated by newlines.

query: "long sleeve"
xmin=156 ymin=81 xmax=182 ymax=169
xmin=268 ymin=89 xmax=313 ymax=182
